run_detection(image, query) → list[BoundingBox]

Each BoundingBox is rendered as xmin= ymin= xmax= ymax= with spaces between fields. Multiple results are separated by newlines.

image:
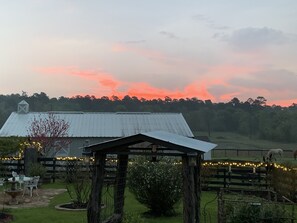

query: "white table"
xmin=8 ymin=176 xmax=32 ymax=189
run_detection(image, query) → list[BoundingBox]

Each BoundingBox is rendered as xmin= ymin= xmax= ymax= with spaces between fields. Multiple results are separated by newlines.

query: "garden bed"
xmin=0 ymin=213 xmax=13 ymax=223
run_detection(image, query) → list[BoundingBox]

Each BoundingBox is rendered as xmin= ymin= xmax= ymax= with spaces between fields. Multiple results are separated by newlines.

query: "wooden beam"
xmin=182 ymin=155 xmax=195 ymax=223
xmin=87 ymin=153 xmax=106 ymax=223
xmin=182 ymin=155 xmax=201 ymax=223
xmin=194 ymin=155 xmax=201 ymax=223
xmin=114 ymin=154 xmax=129 ymax=220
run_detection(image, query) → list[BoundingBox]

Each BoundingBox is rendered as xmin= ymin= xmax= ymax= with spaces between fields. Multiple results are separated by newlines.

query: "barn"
xmin=0 ymin=100 xmax=196 ymax=157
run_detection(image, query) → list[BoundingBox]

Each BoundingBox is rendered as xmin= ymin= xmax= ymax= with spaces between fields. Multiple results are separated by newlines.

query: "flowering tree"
xmin=27 ymin=113 xmax=71 ymax=157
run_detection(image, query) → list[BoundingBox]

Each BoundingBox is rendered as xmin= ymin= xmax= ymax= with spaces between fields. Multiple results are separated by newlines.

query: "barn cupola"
xmin=17 ymin=100 xmax=29 ymax=114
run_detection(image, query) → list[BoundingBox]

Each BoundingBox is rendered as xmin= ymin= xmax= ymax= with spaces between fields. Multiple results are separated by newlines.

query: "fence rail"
xmin=212 ymin=148 xmax=294 ymax=159
xmin=0 ymin=158 xmax=271 ymax=190
xmin=0 ymin=158 xmax=118 ymax=183
xmin=203 ymin=166 xmax=269 ymax=190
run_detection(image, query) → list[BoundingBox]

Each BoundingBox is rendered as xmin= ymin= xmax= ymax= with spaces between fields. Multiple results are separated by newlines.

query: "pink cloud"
xmin=36 ymin=66 xmax=216 ymax=101
xmin=36 ymin=66 xmax=297 ymax=106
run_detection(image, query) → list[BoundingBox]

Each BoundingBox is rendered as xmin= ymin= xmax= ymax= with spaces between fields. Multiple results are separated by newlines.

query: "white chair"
xmin=0 ymin=178 xmax=4 ymax=186
xmin=12 ymin=171 xmax=18 ymax=178
xmin=23 ymin=176 xmax=40 ymax=197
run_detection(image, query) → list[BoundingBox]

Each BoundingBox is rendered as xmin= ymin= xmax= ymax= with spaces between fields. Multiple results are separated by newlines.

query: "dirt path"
xmin=0 ymin=188 xmax=67 ymax=209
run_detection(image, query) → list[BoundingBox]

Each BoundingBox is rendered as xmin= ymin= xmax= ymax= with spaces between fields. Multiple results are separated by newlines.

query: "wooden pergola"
xmin=86 ymin=131 xmax=216 ymax=223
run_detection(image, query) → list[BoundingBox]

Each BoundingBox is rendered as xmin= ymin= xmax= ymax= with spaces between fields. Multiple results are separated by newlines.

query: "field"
xmin=196 ymin=131 xmax=297 ymax=163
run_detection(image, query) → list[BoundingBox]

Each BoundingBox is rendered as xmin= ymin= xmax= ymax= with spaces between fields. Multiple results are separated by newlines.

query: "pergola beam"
xmin=87 ymin=153 xmax=106 ymax=223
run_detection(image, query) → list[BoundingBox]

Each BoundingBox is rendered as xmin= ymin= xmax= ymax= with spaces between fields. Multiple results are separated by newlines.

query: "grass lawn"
xmin=1 ymin=182 xmax=219 ymax=223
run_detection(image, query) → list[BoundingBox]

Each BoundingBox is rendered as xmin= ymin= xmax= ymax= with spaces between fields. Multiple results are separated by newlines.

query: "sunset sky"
xmin=1 ymin=1 xmax=297 ymax=106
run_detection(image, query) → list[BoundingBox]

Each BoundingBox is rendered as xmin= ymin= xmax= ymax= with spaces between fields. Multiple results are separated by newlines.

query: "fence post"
xmin=257 ymin=168 xmax=261 ymax=186
xmin=223 ymin=169 xmax=226 ymax=188
xmin=17 ymin=159 xmax=22 ymax=173
xmin=53 ymin=158 xmax=56 ymax=183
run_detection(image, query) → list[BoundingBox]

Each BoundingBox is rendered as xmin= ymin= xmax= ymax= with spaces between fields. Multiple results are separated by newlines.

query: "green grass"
xmin=195 ymin=131 xmax=297 ymax=164
xmin=124 ymin=190 xmax=218 ymax=223
xmin=195 ymin=131 xmax=297 ymax=150
xmin=1 ymin=182 xmax=219 ymax=223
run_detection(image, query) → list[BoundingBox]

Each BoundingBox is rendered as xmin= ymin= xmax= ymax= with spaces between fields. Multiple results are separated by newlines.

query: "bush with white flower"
xmin=128 ymin=157 xmax=182 ymax=216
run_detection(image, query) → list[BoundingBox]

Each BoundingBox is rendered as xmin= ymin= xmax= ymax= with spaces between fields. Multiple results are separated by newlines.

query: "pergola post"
xmin=87 ymin=152 xmax=106 ymax=223
xmin=182 ymin=154 xmax=201 ymax=223
xmin=194 ymin=155 xmax=201 ymax=223
xmin=113 ymin=154 xmax=129 ymax=221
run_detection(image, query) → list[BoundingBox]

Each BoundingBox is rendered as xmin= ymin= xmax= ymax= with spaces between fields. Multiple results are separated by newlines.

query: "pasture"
xmin=196 ymin=131 xmax=297 ymax=163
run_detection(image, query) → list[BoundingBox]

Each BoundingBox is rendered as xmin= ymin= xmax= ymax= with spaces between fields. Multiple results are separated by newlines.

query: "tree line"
xmin=1 ymin=92 xmax=297 ymax=143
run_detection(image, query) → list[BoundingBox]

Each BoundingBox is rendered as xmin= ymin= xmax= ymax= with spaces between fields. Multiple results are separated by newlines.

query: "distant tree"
xmin=27 ymin=113 xmax=70 ymax=157
xmin=229 ymin=97 xmax=240 ymax=107
xmin=253 ymin=96 xmax=267 ymax=107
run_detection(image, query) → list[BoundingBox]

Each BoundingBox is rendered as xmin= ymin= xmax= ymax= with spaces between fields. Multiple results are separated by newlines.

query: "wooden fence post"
xmin=223 ymin=169 xmax=226 ymax=188
xmin=53 ymin=158 xmax=56 ymax=183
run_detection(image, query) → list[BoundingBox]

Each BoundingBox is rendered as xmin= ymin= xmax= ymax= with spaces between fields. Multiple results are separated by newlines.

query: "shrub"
xmin=271 ymin=163 xmax=297 ymax=202
xmin=225 ymin=202 xmax=291 ymax=223
xmin=127 ymin=158 xmax=182 ymax=216
xmin=65 ymin=161 xmax=91 ymax=208
xmin=27 ymin=162 xmax=47 ymax=178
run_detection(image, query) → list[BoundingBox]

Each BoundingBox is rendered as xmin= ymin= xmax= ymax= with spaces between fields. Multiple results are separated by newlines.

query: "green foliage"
xmin=65 ymin=161 xmax=91 ymax=208
xmin=128 ymin=158 xmax=182 ymax=216
xmin=28 ymin=162 xmax=47 ymax=178
xmin=2 ymin=93 xmax=297 ymax=143
xmin=0 ymin=137 xmax=21 ymax=158
xmin=225 ymin=202 xmax=291 ymax=223
xmin=123 ymin=212 xmax=145 ymax=223
xmin=271 ymin=166 xmax=297 ymax=202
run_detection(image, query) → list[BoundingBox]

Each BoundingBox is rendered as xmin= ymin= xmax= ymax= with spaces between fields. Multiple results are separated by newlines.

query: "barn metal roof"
xmin=88 ymin=130 xmax=217 ymax=154
xmin=0 ymin=112 xmax=194 ymax=138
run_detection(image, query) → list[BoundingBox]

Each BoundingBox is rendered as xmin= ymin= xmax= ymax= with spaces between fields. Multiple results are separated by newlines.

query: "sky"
xmin=1 ymin=1 xmax=297 ymax=106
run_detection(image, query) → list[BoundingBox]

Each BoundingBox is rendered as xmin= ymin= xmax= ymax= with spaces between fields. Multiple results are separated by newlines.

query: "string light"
xmin=0 ymin=157 xmax=295 ymax=171
xmin=202 ymin=161 xmax=294 ymax=171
